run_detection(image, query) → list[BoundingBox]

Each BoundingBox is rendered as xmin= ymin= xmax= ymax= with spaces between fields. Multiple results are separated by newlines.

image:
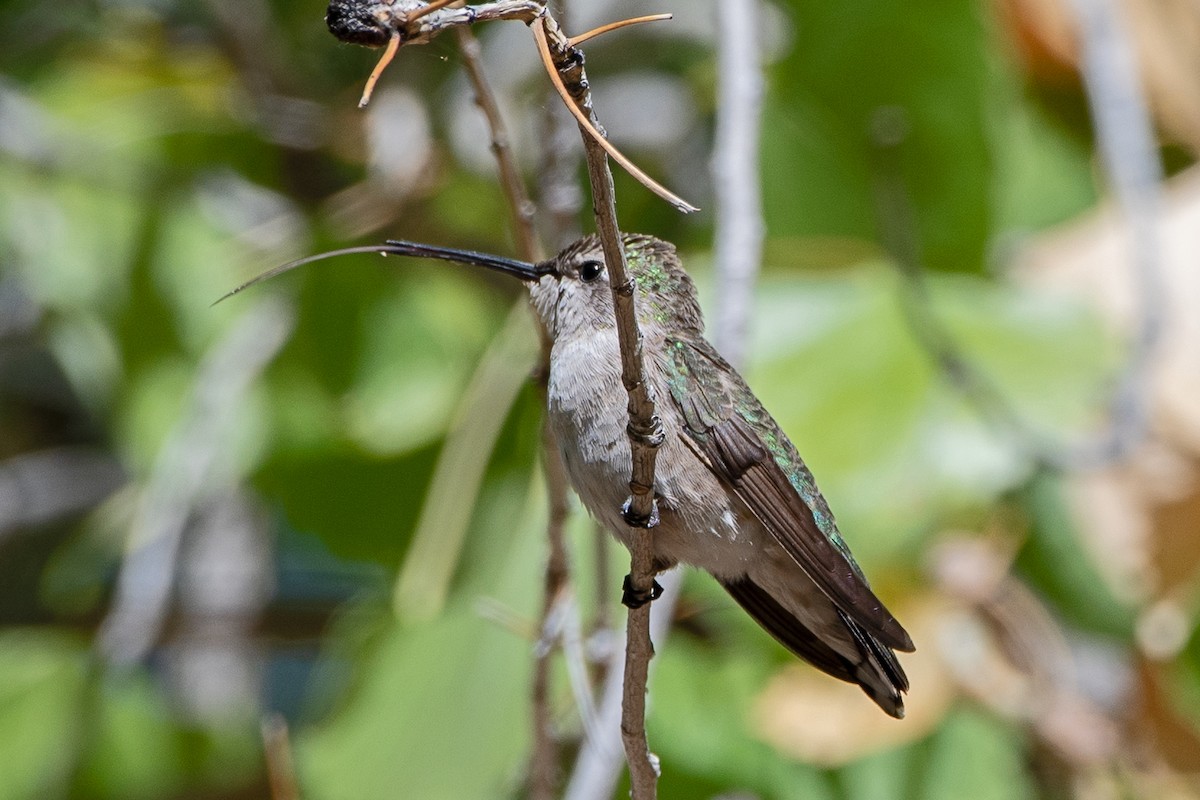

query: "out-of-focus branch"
xmin=98 ymin=299 xmax=294 ymax=666
xmin=262 ymin=713 xmax=301 ymax=800
xmin=712 ymin=0 xmax=765 ymax=370
xmin=875 ymin=0 xmax=1164 ymax=473
xmin=455 ymin=26 xmax=542 ymax=263
xmin=1068 ymin=0 xmax=1164 ymax=461
xmin=393 ymin=302 xmax=535 ymax=619
xmin=536 ymin=2 xmax=584 ymax=251
xmin=530 ymin=421 xmax=573 ymax=800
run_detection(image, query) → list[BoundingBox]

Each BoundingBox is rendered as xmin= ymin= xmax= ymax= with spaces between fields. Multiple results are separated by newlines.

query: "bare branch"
xmin=448 ymin=29 xmax=575 ymax=798
xmin=564 ymin=570 xmax=681 ymax=800
xmin=405 ymin=0 xmax=459 ymax=25
xmin=338 ymin=0 xmax=695 ymax=210
xmin=535 ymin=0 xmax=584 ymax=251
xmin=333 ymin=5 xmax=695 ymax=794
xmin=532 ymin=23 xmax=697 ymax=214
xmin=569 ymin=14 xmax=672 ymax=48
xmin=532 ymin=13 xmax=669 ymax=798
xmin=529 ymin=423 xmax=573 ymax=800
xmin=567 ymin=2 xmax=768 ymax=794
xmin=262 ymin=713 xmax=301 ymax=800
xmin=358 ymin=33 xmax=400 ymax=107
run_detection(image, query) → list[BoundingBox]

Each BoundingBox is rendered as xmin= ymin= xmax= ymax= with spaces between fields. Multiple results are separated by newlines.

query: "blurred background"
xmin=2 ymin=0 xmax=1200 ymax=797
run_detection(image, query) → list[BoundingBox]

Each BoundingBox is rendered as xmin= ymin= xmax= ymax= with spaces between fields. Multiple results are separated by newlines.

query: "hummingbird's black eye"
xmin=579 ymin=260 xmax=604 ymax=283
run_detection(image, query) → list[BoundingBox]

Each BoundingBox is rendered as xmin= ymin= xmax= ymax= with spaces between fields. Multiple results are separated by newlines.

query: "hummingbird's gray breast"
xmin=545 ymin=328 xmax=769 ymax=580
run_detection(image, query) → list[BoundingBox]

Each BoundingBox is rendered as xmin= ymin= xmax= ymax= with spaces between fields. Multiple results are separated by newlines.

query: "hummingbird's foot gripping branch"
xmin=620 ymin=494 xmax=660 ymax=530
xmin=621 ymin=576 xmax=664 ymax=610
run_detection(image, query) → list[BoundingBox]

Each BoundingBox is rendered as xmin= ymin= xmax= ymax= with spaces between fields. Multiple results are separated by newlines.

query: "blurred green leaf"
xmin=298 ymin=466 xmax=545 ymax=800
xmin=1017 ymin=474 xmax=1136 ymax=637
xmin=75 ymin=674 xmax=183 ymax=800
xmin=650 ymin=640 xmax=834 ymax=800
xmin=746 ymin=263 xmax=1111 ymax=569
xmin=920 ymin=708 xmax=1033 ymax=800
xmin=769 ymin=0 xmax=994 ymax=272
xmin=0 ymin=631 xmax=88 ymax=800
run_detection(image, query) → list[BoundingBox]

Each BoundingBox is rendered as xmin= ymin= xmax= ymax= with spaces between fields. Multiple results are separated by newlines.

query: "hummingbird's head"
xmin=529 ymin=234 xmax=704 ymax=343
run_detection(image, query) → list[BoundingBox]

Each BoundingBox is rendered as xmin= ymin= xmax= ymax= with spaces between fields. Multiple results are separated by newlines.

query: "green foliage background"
xmin=0 ymin=0 xmax=1195 ymax=798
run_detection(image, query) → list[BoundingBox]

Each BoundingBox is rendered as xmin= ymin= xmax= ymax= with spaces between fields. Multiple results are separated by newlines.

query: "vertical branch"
xmin=1068 ymin=0 xmax=1165 ymax=460
xmin=262 ymin=713 xmax=301 ymax=800
xmin=530 ymin=420 xmax=573 ymax=800
xmin=538 ymin=0 xmax=585 ymax=250
xmin=712 ymin=0 xmax=765 ymax=369
xmin=564 ymin=0 xmax=767 ymax=794
xmin=451 ymin=26 xmax=583 ymax=800
xmin=98 ymin=300 xmax=294 ymax=666
xmin=534 ymin=14 xmax=665 ymax=800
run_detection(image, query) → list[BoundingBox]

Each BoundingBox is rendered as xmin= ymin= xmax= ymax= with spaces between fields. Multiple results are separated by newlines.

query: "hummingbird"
xmin=224 ymin=233 xmax=914 ymax=717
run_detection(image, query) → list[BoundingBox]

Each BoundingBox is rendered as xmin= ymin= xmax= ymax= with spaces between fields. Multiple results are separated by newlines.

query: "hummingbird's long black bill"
xmin=214 ymin=240 xmax=546 ymax=306
xmin=381 ymin=240 xmax=546 ymax=282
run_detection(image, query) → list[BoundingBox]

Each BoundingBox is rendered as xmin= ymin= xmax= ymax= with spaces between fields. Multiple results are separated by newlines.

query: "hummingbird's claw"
xmin=621 ymin=574 xmax=664 ymax=609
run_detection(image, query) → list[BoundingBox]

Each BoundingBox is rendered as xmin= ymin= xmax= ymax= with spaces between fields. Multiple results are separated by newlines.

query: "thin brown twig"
xmin=534 ymin=14 xmax=664 ymax=799
xmin=536 ymin=0 xmax=584 ymax=251
xmin=568 ymin=13 xmax=672 ymax=47
xmin=530 ymin=513 xmax=570 ymax=800
xmin=532 ymin=21 xmax=697 ymax=214
xmin=455 ymin=26 xmax=543 ymax=262
xmin=343 ymin=0 xmax=693 ymax=210
xmin=262 ymin=713 xmax=301 ymax=800
xmin=358 ymin=33 xmax=400 ymax=107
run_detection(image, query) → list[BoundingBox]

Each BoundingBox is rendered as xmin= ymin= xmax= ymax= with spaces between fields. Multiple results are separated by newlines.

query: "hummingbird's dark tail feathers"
xmin=721 ymin=577 xmax=908 ymax=719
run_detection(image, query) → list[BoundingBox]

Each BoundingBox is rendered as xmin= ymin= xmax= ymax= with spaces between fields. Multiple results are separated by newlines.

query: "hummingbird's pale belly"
xmin=547 ymin=334 xmax=782 ymax=580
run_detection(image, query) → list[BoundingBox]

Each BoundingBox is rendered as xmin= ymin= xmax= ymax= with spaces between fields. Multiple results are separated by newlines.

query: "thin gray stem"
xmin=98 ymin=299 xmax=293 ymax=666
xmin=712 ymin=0 xmax=765 ymax=369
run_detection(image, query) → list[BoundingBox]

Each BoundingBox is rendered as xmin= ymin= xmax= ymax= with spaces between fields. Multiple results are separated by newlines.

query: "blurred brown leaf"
xmin=996 ymin=0 xmax=1200 ymax=153
xmin=750 ymin=596 xmax=956 ymax=766
xmin=1013 ymin=167 xmax=1200 ymax=609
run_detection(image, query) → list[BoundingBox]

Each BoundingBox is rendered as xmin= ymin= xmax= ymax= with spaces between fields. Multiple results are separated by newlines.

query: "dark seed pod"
xmin=326 ymin=0 xmax=391 ymax=47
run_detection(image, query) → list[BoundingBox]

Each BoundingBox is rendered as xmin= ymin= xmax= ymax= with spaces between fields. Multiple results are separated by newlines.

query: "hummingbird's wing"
xmin=665 ymin=337 xmax=914 ymax=654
